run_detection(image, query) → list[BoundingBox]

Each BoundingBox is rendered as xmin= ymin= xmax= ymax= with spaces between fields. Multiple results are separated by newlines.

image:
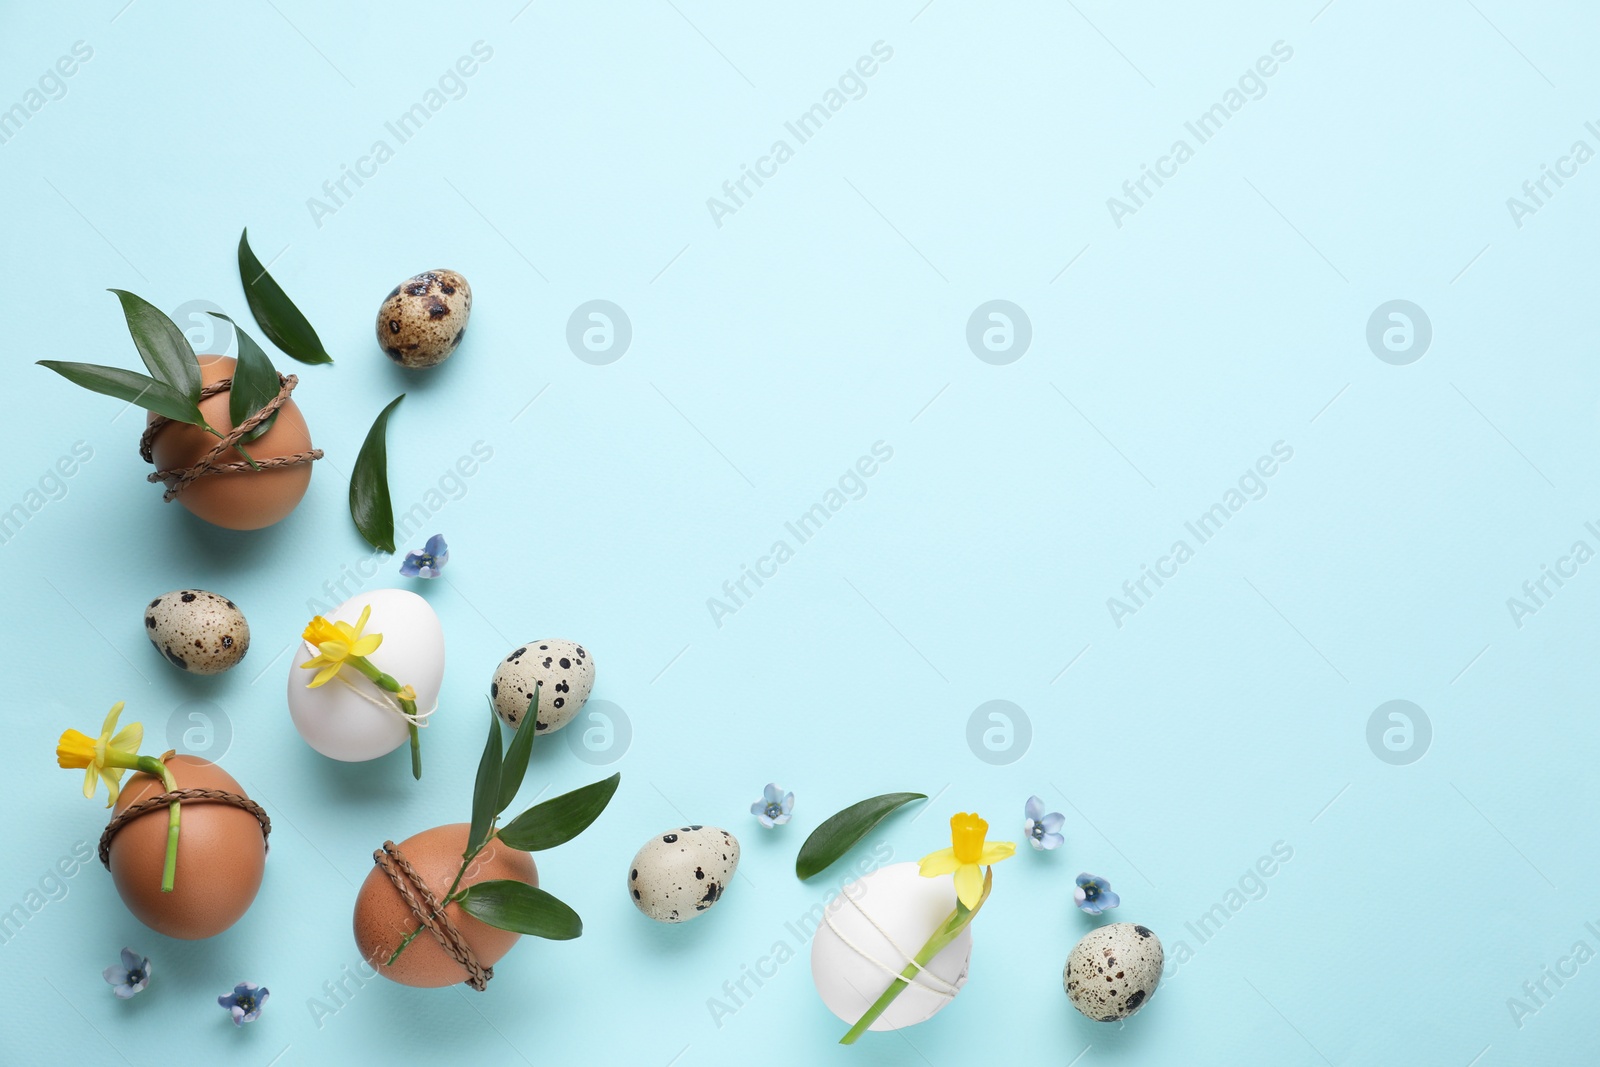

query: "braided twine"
xmin=372 ymin=841 xmax=493 ymax=990
xmin=139 ymin=375 xmax=323 ymax=502
xmin=99 ymin=787 xmax=272 ymax=868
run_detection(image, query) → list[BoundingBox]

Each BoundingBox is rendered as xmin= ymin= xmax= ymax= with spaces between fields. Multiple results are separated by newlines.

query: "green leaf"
xmin=467 ymin=707 xmax=503 ymax=857
xmin=350 ymin=394 xmax=403 ymax=552
xmin=108 ymin=289 xmax=201 ymax=399
xmin=238 ymin=228 xmax=333 ymax=364
xmin=497 ymin=689 xmax=538 ymax=815
xmin=497 ymin=772 xmax=621 ymax=852
xmin=37 ymin=361 xmax=205 ymax=427
xmin=208 ymin=314 xmax=279 ymax=444
xmin=459 ymin=880 xmax=582 ymax=940
xmin=796 ymin=791 xmax=926 ymax=881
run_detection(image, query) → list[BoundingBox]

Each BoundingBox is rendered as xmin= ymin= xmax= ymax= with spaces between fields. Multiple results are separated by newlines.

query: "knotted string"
xmin=140 ymin=375 xmax=322 ymax=501
xmin=372 ymin=841 xmax=492 ymax=990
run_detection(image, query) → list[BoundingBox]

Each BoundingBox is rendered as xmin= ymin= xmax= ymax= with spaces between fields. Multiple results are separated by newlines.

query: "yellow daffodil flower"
xmin=55 ymin=702 xmax=143 ymax=807
xmin=918 ymin=812 xmax=1015 ymax=909
xmin=300 ymin=605 xmax=383 ymax=688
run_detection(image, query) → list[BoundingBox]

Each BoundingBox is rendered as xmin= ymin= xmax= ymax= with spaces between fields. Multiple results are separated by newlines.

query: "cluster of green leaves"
xmin=795 ymin=791 xmax=925 ymax=880
xmin=458 ymin=692 xmax=621 ymax=941
xmin=37 ymin=292 xmax=286 ymax=466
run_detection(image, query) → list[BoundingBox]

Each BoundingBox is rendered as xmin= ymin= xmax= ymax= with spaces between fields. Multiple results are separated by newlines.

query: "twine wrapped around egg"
xmin=139 ymin=374 xmax=322 ymax=502
xmin=99 ymin=786 xmax=272 ymax=868
xmin=372 ymin=840 xmax=494 ymax=990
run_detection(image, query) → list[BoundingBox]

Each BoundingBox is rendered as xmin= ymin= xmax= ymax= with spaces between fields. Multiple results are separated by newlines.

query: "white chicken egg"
xmin=287 ymin=588 xmax=444 ymax=762
xmin=810 ymin=862 xmax=972 ymax=1031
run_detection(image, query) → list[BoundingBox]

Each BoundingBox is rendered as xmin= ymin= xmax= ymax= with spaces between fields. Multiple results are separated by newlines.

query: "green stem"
xmin=384 ymin=836 xmax=488 ymax=966
xmin=839 ymin=867 xmax=992 ymax=1044
xmin=202 ymin=421 xmax=259 ymax=470
xmin=348 ymin=658 xmax=422 ymax=780
xmin=134 ymin=755 xmax=181 ymax=893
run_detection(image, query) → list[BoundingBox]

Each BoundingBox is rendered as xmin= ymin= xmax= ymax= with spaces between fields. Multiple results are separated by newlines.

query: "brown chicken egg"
xmin=108 ymin=755 xmax=266 ymax=940
xmin=353 ymin=823 xmax=537 ymax=988
xmin=146 ymin=355 xmax=315 ymax=530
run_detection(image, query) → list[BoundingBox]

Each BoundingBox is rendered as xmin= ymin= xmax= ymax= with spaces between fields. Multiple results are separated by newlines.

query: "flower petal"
xmin=424 ymin=534 xmax=447 ymax=557
xmin=1100 ymin=890 xmax=1121 ymax=910
xmin=100 ymin=701 xmax=124 ymax=738
xmin=1025 ymin=795 xmax=1044 ymax=821
xmin=350 ymin=634 xmax=382 ymax=658
xmin=103 ymin=965 xmax=124 ymax=986
xmin=763 ymin=783 xmax=782 ymax=805
xmin=917 ymin=847 xmax=959 ymax=878
xmin=1027 ymin=835 xmax=1045 ymax=851
xmin=81 ymin=765 xmax=97 ymax=799
xmin=978 ymin=840 xmax=1016 ymax=865
xmin=953 ymin=863 xmax=984 ymax=909
xmin=110 ymin=721 xmax=143 ymax=754
xmin=121 ymin=947 xmax=141 ymax=972
xmin=398 ymin=558 xmax=421 ymax=577
xmin=307 ymin=661 xmax=342 ymax=688
xmin=781 ymin=792 xmax=795 ymax=814
xmin=1041 ymin=832 xmax=1065 ymax=850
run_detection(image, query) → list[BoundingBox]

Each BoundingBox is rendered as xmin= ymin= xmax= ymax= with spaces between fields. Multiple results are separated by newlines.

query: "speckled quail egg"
xmin=490 ymin=639 xmax=593 ymax=733
xmin=376 ymin=270 xmax=471 ymax=368
xmin=1064 ymin=922 xmax=1163 ymax=1021
xmin=144 ymin=590 xmax=249 ymax=674
xmin=628 ymin=825 xmax=739 ymax=923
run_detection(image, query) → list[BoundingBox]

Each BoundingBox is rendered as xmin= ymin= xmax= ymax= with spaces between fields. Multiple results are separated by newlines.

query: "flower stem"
xmin=839 ymin=867 xmax=992 ymax=1044
xmin=135 ymin=755 xmax=181 ymax=893
xmin=348 ymin=657 xmax=422 ymax=779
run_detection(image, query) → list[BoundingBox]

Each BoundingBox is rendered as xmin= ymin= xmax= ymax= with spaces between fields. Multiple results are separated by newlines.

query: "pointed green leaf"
xmin=350 ymin=394 xmax=403 ymax=552
xmin=796 ymin=791 xmax=926 ymax=880
xmin=37 ymin=361 xmax=205 ymax=427
xmin=467 ymin=708 xmax=503 ymax=856
xmin=108 ymin=290 xmax=201 ymax=399
xmin=238 ymin=228 xmax=333 ymax=364
xmin=497 ymin=689 xmax=539 ymax=815
xmin=497 ymin=772 xmax=621 ymax=852
xmin=208 ymin=314 xmax=279 ymax=444
xmin=459 ymin=880 xmax=582 ymax=940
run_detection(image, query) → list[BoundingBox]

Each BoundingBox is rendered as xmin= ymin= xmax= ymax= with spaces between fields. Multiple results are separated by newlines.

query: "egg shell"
xmin=109 ymin=755 xmax=265 ymax=940
xmin=147 ymin=355 xmax=314 ymax=530
xmin=1064 ymin=922 xmax=1163 ymax=1021
xmin=288 ymin=588 xmax=444 ymax=762
xmin=628 ymin=825 xmax=739 ymax=923
xmin=810 ymin=861 xmax=971 ymax=1031
xmin=144 ymin=588 xmax=249 ymax=674
xmin=376 ymin=270 xmax=472 ymax=368
xmin=490 ymin=639 xmax=594 ymax=733
xmin=353 ymin=823 xmax=537 ymax=987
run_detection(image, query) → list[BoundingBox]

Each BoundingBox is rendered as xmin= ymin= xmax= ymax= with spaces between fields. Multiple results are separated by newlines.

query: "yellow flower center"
xmin=303 ymin=616 xmax=342 ymax=647
xmin=949 ymin=812 xmax=989 ymax=865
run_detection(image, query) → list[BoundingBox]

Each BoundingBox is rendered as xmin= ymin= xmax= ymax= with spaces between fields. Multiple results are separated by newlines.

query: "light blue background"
xmin=2 ymin=1 xmax=1596 ymax=1064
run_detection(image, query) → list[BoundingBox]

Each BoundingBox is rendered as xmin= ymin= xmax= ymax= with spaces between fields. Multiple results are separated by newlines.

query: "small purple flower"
xmin=751 ymin=783 xmax=794 ymax=828
xmin=103 ymin=947 xmax=150 ymax=999
xmin=399 ymin=534 xmax=449 ymax=578
xmin=1024 ymin=795 xmax=1065 ymax=851
xmin=1074 ymin=872 xmax=1120 ymax=915
xmin=218 ymin=982 xmax=269 ymax=1026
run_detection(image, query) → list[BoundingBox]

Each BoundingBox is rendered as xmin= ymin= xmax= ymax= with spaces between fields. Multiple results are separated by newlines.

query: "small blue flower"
xmin=103 ymin=947 xmax=151 ymax=999
xmin=218 ymin=981 xmax=269 ymax=1026
xmin=1074 ymin=872 xmax=1120 ymax=915
xmin=399 ymin=534 xmax=449 ymax=578
xmin=1024 ymin=795 xmax=1065 ymax=851
xmin=750 ymin=782 xmax=794 ymax=828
